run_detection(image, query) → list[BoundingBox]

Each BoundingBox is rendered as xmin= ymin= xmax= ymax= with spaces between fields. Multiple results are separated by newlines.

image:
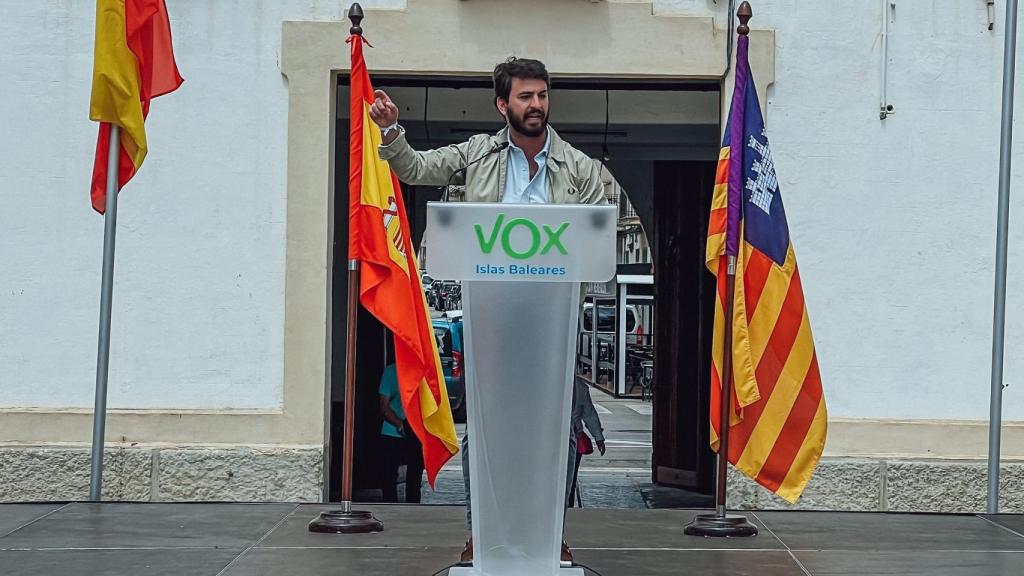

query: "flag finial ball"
xmin=349 ymin=3 xmax=364 ymax=36
xmin=737 ymin=1 xmax=752 ymax=36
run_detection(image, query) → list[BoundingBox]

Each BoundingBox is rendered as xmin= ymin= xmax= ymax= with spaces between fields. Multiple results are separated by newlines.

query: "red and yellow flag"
xmin=706 ymin=31 xmax=827 ymax=503
xmin=90 ymin=0 xmax=183 ymax=213
xmin=348 ymin=34 xmax=458 ymax=485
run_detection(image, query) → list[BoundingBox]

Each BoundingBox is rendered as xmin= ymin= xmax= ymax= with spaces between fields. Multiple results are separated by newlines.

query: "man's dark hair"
xmin=493 ymin=57 xmax=550 ymax=102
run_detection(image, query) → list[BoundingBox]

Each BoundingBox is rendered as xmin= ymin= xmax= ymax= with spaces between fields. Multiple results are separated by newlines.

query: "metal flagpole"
xmin=988 ymin=0 xmax=1017 ymax=515
xmin=308 ymin=3 xmax=382 ymax=534
xmin=89 ymin=124 xmax=121 ymax=501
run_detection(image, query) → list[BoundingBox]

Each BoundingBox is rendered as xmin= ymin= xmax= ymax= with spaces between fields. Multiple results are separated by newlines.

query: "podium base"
xmin=449 ymin=567 xmax=583 ymax=576
xmin=307 ymin=509 xmax=383 ymax=534
xmin=684 ymin=513 xmax=758 ymax=538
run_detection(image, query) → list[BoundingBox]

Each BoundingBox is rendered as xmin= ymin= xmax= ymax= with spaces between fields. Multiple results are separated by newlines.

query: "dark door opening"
xmin=328 ymin=75 xmax=720 ymax=502
xmin=651 ymin=160 xmax=718 ymax=495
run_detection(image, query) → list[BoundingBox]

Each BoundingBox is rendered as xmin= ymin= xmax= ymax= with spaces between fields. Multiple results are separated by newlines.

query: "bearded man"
xmin=369 ymin=57 xmax=608 ymax=566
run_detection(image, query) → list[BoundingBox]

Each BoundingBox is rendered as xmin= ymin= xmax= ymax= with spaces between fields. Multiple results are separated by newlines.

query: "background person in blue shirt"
xmin=378 ymin=363 xmax=424 ymax=503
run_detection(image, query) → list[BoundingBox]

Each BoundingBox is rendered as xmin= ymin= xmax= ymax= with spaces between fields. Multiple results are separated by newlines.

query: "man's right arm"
xmin=378 ymin=128 xmax=471 ymax=187
xmin=370 ymin=89 xmax=469 ymax=187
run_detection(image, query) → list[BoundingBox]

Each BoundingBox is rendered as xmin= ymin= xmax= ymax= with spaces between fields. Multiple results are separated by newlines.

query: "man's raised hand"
xmin=369 ymin=89 xmax=399 ymax=128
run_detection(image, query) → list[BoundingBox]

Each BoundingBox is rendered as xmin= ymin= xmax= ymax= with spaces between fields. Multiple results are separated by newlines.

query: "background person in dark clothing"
xmin=378 ymin=363 xmax=425 ymax=503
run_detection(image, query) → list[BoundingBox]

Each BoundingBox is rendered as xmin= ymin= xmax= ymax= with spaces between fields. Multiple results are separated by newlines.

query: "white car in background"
xmin=420 ymin=272 xmax=435 ymax=306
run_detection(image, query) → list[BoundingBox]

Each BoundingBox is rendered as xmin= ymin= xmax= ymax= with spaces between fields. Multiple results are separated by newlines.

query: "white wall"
xmin=0 ymin=0 xmax=398 ymax=410
xmin=1 ymin=0 xmax=1020 ymax=420
xmin=657 ymin=0 xmax=1023 ymax=421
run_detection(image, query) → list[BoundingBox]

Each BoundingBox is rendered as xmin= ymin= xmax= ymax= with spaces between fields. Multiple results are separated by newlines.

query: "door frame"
xmin=278 ymin=3 xmax=775 ymax=499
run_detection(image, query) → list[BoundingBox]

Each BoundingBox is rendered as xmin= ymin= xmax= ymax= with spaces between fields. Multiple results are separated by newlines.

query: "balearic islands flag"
xmin=347 ymin=33 xmax=459 ymax=485
xmin=705 ymin=29 xmax=828 ymax=503
xmin=90 ymin=0 xmax=183 ymax=213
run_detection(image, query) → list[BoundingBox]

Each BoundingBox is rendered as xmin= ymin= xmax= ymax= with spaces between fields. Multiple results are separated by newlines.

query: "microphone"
xmin=442 ymin=141 xmax=510 ymax=201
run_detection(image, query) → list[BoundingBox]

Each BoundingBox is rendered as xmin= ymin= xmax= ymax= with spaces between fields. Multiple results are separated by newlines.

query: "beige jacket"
xmin=377 ymin=125 xmax=606 ymax=205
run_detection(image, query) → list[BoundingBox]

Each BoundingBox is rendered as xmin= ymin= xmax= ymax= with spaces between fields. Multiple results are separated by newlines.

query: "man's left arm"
xmin=578 ymin=385 xmax=606 ymax=453
xmin=582 ymin=406 xmax=605 ymax=442
xmin=577 ymin=158 xmax=609 ymax=205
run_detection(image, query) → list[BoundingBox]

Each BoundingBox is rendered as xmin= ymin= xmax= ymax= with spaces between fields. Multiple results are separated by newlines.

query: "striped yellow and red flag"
xmin=90 ymin=0 xmax=183 ymax=213
xmin=348 ymin=33 xmax=458 ymax=485
xmin=706 ymin=30 xmax=827 ymax=503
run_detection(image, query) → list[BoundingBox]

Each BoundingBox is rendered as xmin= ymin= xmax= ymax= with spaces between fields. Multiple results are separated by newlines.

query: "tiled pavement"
xmin=3 ymin=503 xmax=1023 ymax=575
xmin=9 ymin=389 xmax=1015 ymax=574
xmin=417 ymin=467 xmax=655 ymax=510
xmin=376 ymin=388 xmax=672 ymax=511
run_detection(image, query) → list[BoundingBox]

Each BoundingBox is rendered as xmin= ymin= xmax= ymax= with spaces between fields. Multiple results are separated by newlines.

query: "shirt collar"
xmin=508 ymin=125 xmax=552 ymax=161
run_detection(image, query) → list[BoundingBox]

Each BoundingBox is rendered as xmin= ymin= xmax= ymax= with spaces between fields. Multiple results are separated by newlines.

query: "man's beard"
xmin=507 ymin=107 xmax=548 ymax=137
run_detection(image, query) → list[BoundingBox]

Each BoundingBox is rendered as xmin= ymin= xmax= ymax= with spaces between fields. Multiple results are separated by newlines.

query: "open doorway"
xmin=328 ymin=75 xmax=721 ymax=503
xmin=651 ymin=160 xmax=719 ymax=496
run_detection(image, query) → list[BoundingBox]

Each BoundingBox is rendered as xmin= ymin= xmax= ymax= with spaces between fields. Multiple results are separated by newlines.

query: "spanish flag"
xmin=706 ymin=29 xmax=827 ymax=503
xmin=348 ymin=33 xmax=459 ymax=485
xmin=90 ymin=0 xmax=183 ymax=213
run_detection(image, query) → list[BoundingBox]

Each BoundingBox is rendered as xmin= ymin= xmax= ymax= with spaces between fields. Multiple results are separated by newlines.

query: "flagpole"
xmin=88 ymin=124 xmax=122 ymax=501
xmin=309 ymin=3 xmax=382 ymax=534
xmin=341 ymin=261 xmax=361 ymax=508
xmin=89 ymin=124 xmax=121 ymax=501
xmin=988 ymin=0 xmax=1017 ymax=515
xmin=685 ymin=2 xmax=757 ymax=538
xmin=684 ymin=255 xmax=756 ymax=537
xmin=716 ymin=257 xmax=739 ymax=519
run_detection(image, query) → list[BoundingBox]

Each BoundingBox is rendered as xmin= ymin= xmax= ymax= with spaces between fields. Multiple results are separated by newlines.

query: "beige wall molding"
xmin=826 ymin=418 xmax=1024 ymax=460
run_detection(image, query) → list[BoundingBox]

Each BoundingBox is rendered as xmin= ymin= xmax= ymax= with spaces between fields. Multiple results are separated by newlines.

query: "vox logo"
xmin=473 ymin=214 xmax=569 ymax=260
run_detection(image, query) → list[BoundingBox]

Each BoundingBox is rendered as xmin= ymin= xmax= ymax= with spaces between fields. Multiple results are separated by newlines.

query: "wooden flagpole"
xmin=684 ymin=1 xmax=758 ymax=539
xmin=309 ymin=3 xmax=383 ymax=534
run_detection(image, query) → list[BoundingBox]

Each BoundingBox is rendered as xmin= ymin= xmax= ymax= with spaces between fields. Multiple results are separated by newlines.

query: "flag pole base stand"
xmin=684 ymin=513 xmax=758 ymax=538
xmin=307 ymin=509 xmax=383 ymax=534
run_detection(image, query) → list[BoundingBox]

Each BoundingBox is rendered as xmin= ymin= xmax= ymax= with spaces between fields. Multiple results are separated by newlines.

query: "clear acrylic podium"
xmin=425 ymin=202 xmax=616 ymax=576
